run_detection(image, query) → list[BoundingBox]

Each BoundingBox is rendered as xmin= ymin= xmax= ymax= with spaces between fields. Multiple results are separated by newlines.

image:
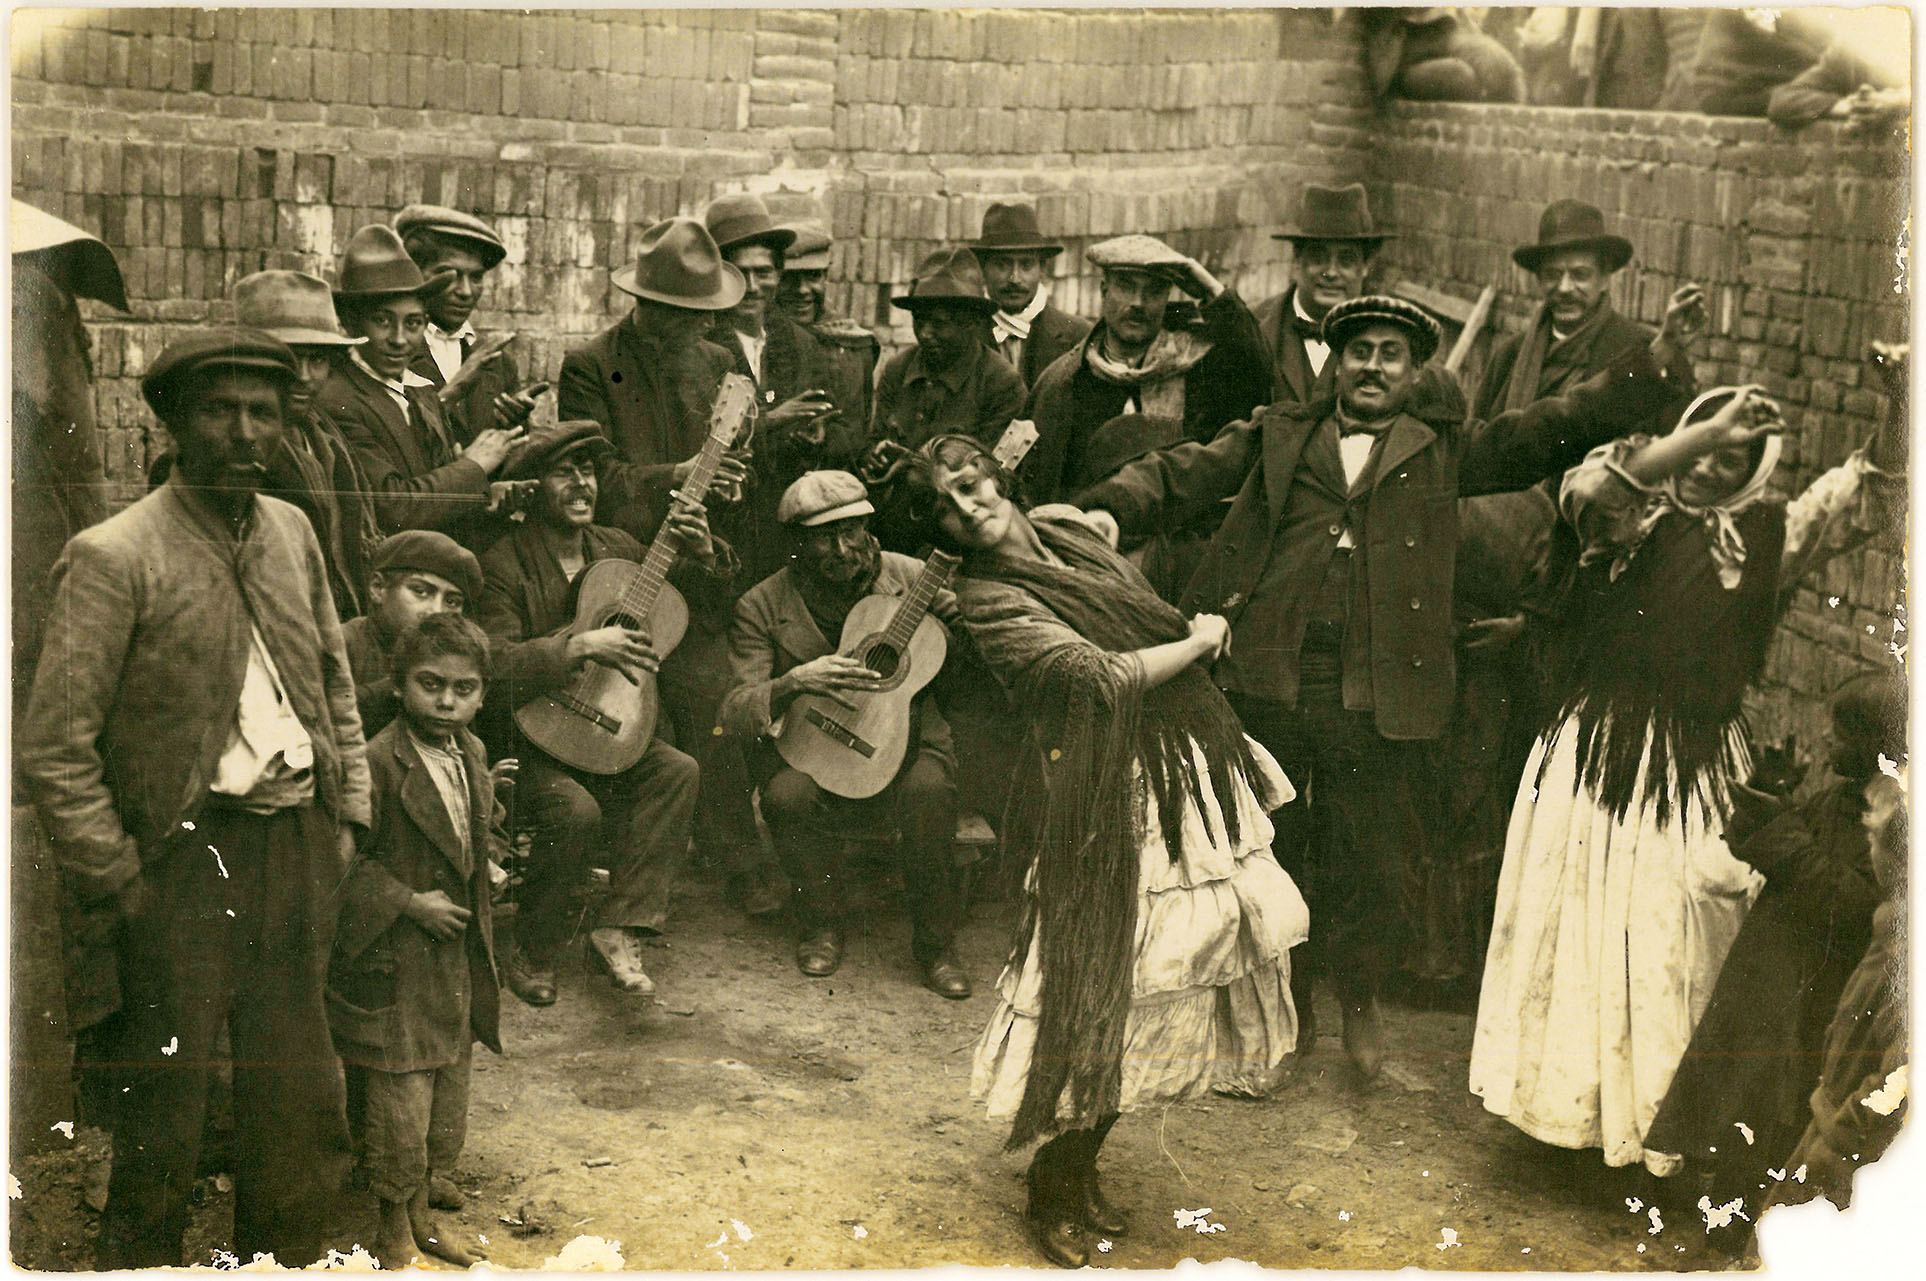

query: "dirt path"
xmin=10 ymin=871 xmax=1746 ymax=1270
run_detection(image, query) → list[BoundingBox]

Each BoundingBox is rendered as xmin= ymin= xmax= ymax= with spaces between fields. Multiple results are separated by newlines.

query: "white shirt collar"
xmin=352 ymin=349 xmax=434 ymax=396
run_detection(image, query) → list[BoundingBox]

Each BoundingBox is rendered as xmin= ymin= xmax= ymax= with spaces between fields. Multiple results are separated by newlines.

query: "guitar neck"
xmin=616 ymin=374 xmax=754 ymax=621
xmin=876 ymin=551 xmax=962 ymax=652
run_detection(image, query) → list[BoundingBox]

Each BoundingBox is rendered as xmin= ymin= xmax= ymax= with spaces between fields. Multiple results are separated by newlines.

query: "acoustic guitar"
xmin=775 ymin=550 xmax=963 ymax=799
xmin=514 ymin=374 xmax=757 ymax=775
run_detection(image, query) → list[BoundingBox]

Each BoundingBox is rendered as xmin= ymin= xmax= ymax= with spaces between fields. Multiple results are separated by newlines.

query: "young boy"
xmin=329 ymin=612 xmax=503 ymax=1267
xmin=340 ymin=530 xmax=483 ymax=737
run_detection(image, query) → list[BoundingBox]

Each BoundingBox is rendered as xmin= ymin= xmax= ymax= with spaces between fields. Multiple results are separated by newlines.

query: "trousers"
xmin=757 ymin=746 xmax=960 ymax=963
xmin=359 ymin=1045 xmax=471 ymax=1204
xmin=659 ymin=623 xmax=774 ymax=881
xmin=95 ymin=802 xmax=352 ymax=1269
xmin=512 ymin=736 xmax=698 ymax=962
xmin=1227 ymin=642 xmax=1441 ymax=1000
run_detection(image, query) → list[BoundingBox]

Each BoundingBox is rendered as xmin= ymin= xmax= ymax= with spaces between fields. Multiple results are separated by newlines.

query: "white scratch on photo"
xmin=1863 ymin=1063 xmax=1907 ymax=1115
xmin=1174 ymin=1207 xmax=1225 ymax=1234
xmin=1735 ymin=1121 xmax=1754 ymax=1145
xmin=1436 ymin=1228 xmax=1460 ymax=1250
xmin=1699 ymin=1195 xmax=1750 ymax=1232
xmin=50 ymin=1121 xmax=73 ymax=1139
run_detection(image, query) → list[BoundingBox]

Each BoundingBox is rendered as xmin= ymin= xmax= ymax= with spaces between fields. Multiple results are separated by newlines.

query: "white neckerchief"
xmin=992 ymin=285 xmax=1049 ymax=347
xmin=1293 ymin=289 xmax=1331 ymax=375
xmin=736 ymin=328 xmax=766 ymax=383
xmin=352 ymin=350 xmax=435 ymax=417
xmin=424 ymin=319 xmax=477 ymax=383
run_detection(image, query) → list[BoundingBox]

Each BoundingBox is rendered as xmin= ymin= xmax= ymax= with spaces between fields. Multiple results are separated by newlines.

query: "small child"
xmin=339 ymin=530 xmax=483 ymax=738
xmin=328 ymin=612 xmax=503 ymax=1267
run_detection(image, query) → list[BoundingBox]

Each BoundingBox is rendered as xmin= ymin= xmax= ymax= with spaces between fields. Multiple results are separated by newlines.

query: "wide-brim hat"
xmin=141 ymin=327 xmax=298 ymax=416
xmin=892 ymin=247 xmax=997 ymax=317
xmin=234 ymin=270 xmax=364 ymax=347
xmin=785 ymin=225 xmax=833 ymax=272
xmin=1321 ymin=294 xmax=1443 ymax=367
xmin=501 ymin=420 xmax=618 ymax=482
xmin=1073 ymin=413 xmax=1188 ymax=490
xmin=334 ymin=224 xmax=437 ymax=304
xmin=393 ymin=204 xmax=508 ymax=271
xmin=1273 ymin=182 xmax=1395 ymax=246
xmin=778 ymin=469 xmax=874 ymax=527
xmin=612 ymin=217 xmax=746 ymax=311
xmin=1512 ymin=199 xmax=1633 ymax=274
xmin=971 ymin=202 xmax=1063 ymax=257
xmin=704 ymin=193 xmax=799 ymax=257
xmin=10 ymin=199 xmax=130 ymax=311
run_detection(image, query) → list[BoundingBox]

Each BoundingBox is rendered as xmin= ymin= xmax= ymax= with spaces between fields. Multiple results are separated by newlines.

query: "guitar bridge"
xmin=557 ymin=693 xmax=622 ymax=734
xmin=802 ymin=708 xmax=876 ymax=758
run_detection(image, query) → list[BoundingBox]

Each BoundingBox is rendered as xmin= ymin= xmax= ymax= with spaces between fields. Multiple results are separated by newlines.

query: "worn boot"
xmin=1079 ymin=1114 xmax=1128 ymax=1237
xmin=1025 ymin=1132 xmax=1089 ymax=1268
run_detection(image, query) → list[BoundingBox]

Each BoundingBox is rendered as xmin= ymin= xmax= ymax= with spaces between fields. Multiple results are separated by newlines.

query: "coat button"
xmin=1329 ymin=523 xmax=1342 ymax=537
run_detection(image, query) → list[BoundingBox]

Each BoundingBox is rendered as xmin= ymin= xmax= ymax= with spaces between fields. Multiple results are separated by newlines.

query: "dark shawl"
xmin=958 ymin=518 xmax=1260 ymax=1148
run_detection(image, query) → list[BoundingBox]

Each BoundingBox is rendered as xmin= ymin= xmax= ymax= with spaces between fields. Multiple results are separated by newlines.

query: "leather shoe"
xmin=504 ymin=945 xmax=557 ymax=1008
xmin=1083 ymin=1173 xmax=1129 ymax=1237
xmin=1026 ymin=1151 xmax=1089 ymax=1268
xmin=922 ymin=950 xmax=972 ymax=1000
xmin=797 ymin=928 xmax=845 ymax=977
xmin=587 ymin=928 xmax=656 ymax=997
xmin=1341 ymin=996 xmax=1384 ymax=1082
xmin=1028 ymin=1211 xmax=1089 ymax=1269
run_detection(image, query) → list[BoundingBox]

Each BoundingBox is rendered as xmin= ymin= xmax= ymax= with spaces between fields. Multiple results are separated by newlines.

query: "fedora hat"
xmin=1273 ymin=183 xmax=1395 ymax=245
xmin=392 ymin=204 xmax=507 ymax=270
xmin=1512 ymin=200 xmax=1633 ymax=274
xmin=1321 ymin=294 xmax=1443 ymax=367
xmin=704 ymin=193 xmax=798 ymax=257
xmin=234 ymin=270 xmax=363 ymax=348
xmin=334 ymin=225 xmax=437 ymax=304
xmin=970 ymin=203 xmax=1063 ymax=257
xmin=611 ymin=217 xmax=746 ymax=311
xmin=892 ymin=247 xmax=998 ymax=318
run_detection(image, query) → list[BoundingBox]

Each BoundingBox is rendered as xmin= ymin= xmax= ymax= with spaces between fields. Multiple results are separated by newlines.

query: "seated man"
xmin=478 ymin=421 xmax=726 ymax=1007
xmin=341 ymin=530 xmax=483 ymax=739
xmin=719 ymin=471 xmax=970 ymax=999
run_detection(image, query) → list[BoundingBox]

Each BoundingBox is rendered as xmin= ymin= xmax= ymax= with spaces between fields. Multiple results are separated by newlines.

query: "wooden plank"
xmin=1445 ymin=285 xmax=1499 ymax=374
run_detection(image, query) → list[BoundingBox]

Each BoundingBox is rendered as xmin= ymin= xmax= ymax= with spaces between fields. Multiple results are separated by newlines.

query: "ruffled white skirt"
xmin=972 ymin=737 xmax=1309 ymax=1120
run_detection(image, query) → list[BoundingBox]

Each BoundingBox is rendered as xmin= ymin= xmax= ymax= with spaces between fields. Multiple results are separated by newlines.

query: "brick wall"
xmin=11 ymin=6 xmax=1370 ymax=503
xmin=1368 ymin=103 xmax=1908 ymax=749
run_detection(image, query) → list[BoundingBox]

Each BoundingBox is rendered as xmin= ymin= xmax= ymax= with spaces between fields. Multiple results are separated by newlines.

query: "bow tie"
xmin=1291 ymin=311 xmax=1326 ymax=343
xmin=1336 ymin=415 xmax=1390 ymax=438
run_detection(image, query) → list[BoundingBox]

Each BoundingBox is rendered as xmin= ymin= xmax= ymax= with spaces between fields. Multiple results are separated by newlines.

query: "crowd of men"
xmin=12 ymin=174 xmax=1895 ymax=1267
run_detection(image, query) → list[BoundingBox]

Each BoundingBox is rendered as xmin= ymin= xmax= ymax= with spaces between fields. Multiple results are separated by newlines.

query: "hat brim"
xmin=792 ymin=497 xmax=876 ymax=527
xmin=1512 ymin=235 xmax=1633 ymax=275
xmin=971 ymin=240 xmax=1065 ymax=258
xmin=786 ymin=251 xmax=831 ymax=272
xmin=610 ymin=262 xmax=747 ymax=311
xmin=332 ymin=284 xmax=437 ymax=306
xmin=1272 ymin=230 xmax=1396 ymax=246
xmin=261 ymin=326 xmax=366 ymax=348
xmin=717 ymin=227 xmax=799 ymax=256
xmin=893 ymin=295 xmax=998 ymax=318
xmin=420 ymin=228 xmax=507 ymax=270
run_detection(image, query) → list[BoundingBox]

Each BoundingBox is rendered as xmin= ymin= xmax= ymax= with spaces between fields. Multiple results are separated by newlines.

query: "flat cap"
xmin=1085 ymin=233 xmax=1189 ymax=275
xmin=1321 ymin=294 xmax=1443 ymax=367
xmin=501 ymin=419 xmax=617 ymax=482
xmin=777 ymin=470 xmax=874 ymax=527
xmin=393 ymin=204 xmax=508 ymax=270
xmin=371 ymin=530 xmax=483 ymax=604
xmin=786 ymin=224 xmax=832 ymax=272
xmin=141 ymin=327 xmax=297 ymax=417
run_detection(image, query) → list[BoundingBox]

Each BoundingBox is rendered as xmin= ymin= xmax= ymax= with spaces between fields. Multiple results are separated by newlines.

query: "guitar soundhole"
xmin=605 ymin=612 xmax=644 ymax=632
xmin=862 ymin=644 xmax=901 ymax=680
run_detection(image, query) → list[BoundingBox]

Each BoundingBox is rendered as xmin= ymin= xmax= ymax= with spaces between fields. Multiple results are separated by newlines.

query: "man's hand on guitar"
xmin=662 ymin=493 xmax=719 ymax=567
xmin=780 ymin=653 xmax=883 ymax=704
xmin=568 ymin=625 xmax=659 ymax=682
xmin=672 ymin=450 xmax=749 ymax=495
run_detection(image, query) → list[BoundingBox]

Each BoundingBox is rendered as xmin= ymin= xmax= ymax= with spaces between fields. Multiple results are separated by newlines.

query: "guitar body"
xmin=514 ymin=558 xmax=688 ymax=776
xmin=776 ymin=594 xmax=949 ymax=799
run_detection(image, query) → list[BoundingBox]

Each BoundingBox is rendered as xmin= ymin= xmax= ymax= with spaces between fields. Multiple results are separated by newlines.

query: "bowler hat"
xmin=501 ymin=420 xmax=617 ymax=482
xmin=1072 ymin=414 xmax=1188 ymax=491
xmin=891 ymin=248 xmax=998 ymax=318
xmin=785 ymin=224 xmax=832 ymax=273
xmin=1321 ymin=294 xmax=1443 ymax=366
xmin=1273 ymin=182 xmax=1395 ymax=246
xmin=1512 ymin=200 xmax=1633 ymax=275
xmin=704 ymin=193 xmax=798 ymax=257
xmin=233 ymin=270 xmax=364 ymax=348
xmin=778 ymin=469 xmax=875 ymax=527
xmin=393 ymin=204 xmax=508 ymax=271
xmin=611 ymin=217 xmax=746 ymax=311
xmin=141 ymin=327 xmax=298 ymax=417
xmin=334 ymin=225 xmax=437 ymax=304
xmin=971 ymin=203 xmax=1064 ymax=257
xmin=370 ymin=529 xmax=484 ymax=604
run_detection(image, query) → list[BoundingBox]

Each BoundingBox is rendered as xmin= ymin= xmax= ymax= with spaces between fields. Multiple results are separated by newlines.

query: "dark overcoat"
xmin=328 ymin=721 xmax=503 ymax=1072
xmin=409 ymin=336 xmax=521 ymax=446
xmin=319 ymin=358 xmax=493 ymax=540
xmin=1075 ymin=354 xmax=1669 ymax=740
xmin=1007 ymin=302 xmax=1093 ymax=390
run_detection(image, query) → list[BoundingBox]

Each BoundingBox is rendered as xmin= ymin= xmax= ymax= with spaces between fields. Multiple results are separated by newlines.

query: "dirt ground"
xmin=10 ymin=865 xmax=1761 ymax=1272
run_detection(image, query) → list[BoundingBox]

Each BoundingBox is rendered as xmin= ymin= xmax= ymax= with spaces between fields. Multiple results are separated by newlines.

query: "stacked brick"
xmin=1371 ymin=102 xmax=1908 ymax=750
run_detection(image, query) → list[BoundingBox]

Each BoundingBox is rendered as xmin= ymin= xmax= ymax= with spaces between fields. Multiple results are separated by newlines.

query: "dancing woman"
xmin=1470 ymin=382 xmax=1902 ymax=1174
xmin=901 ymin=435 xmax=1308 ymax=1268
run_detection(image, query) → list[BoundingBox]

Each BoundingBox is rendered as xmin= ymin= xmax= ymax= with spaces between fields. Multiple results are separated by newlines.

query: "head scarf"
xmin=1632 ymin=386 xmax=1784 ymax=590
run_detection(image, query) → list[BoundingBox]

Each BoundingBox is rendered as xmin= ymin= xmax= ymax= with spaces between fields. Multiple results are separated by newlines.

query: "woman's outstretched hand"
xmin=1187 ymin=612 xmax=1231 ymax=660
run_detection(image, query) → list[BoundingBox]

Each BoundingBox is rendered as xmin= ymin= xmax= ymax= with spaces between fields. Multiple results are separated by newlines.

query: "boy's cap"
xmin=371 ymin=530 xmax=483 ymax=603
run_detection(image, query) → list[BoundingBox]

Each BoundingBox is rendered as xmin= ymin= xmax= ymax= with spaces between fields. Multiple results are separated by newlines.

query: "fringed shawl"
xmin=957 ymin=518 xmax=1260 ymax=1149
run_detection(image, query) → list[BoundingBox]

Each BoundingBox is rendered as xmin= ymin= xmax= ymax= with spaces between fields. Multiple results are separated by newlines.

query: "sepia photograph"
xmin=7 ymin=4 xmax=1913 ymax=1272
